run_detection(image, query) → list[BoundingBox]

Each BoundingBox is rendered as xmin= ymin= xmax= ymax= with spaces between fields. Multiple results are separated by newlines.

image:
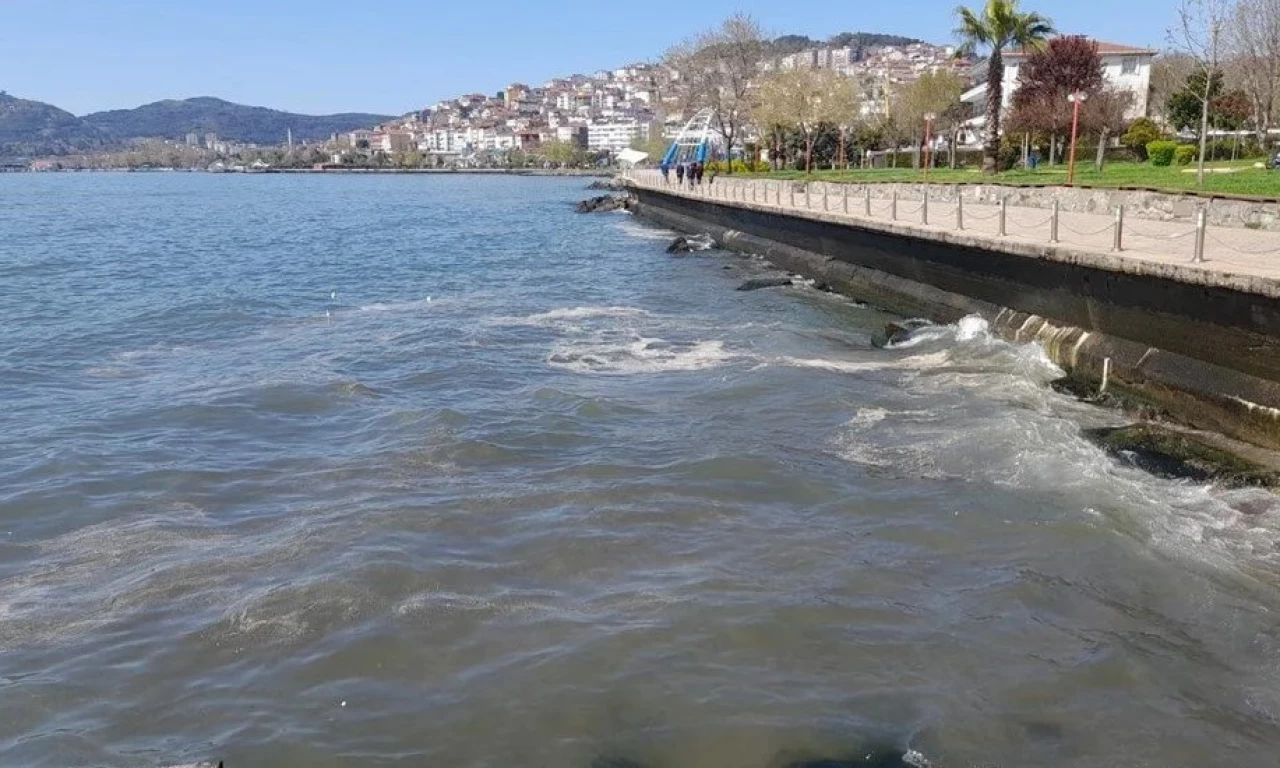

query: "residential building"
xmin=587 ymin=120 xmax=650 ymax=153
xmin=959 ymin=39 xmax=1157 ymax=145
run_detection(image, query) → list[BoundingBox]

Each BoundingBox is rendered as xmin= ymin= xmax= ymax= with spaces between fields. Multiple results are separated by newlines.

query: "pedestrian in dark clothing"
xmin=660 ymin=164 xmax=670 ymax=183
xmin=695 ymin=162 xmax=705 ymax=185
xmin=675 ymin=163 xmax=686 ymax=185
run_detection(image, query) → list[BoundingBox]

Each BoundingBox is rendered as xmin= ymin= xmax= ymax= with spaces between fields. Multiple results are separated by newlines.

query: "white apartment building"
xmin=959 ymin=40 xmax=1156 ymax=145
xmin=587 ymin=120 xmax=650 ymax=153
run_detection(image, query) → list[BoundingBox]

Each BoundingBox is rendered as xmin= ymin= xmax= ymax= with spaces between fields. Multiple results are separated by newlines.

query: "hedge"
xmin=1147 ymin=140 xmax=1178 ymax=167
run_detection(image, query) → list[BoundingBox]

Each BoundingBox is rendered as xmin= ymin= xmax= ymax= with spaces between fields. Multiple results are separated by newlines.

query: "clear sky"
xmin=4 ymin=0 xmax=1174 ymax=117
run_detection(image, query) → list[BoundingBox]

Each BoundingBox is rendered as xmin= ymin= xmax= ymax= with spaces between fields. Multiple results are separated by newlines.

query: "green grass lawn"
xmin=741 ymin=160 xmax=1280 ymax=199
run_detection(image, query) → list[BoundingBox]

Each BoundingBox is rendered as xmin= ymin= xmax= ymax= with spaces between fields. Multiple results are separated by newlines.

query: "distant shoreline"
xmin=8 ymin=167 xmax=613 ymax=177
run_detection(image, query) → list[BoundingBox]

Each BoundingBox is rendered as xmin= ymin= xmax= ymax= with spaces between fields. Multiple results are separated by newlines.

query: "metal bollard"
xmin=891 ymin=191 xmax=898 ymax=221
xmin=823 ymin=184 xmax=829 ymax=211
xmin=776 ymin=182 xmax=782 ymax=206
xmin=1193 ymin=207 xmax=1207 ymax=263
xmin=805 ymin=184 xmax=811 ymax=209
xmin=843 ymin=184 xmax=849 ymax=214
xmin=790 ymin=185 xmax=795 ymax=208
xmin=957 ymin=194 xmax=964 ymax=231
xmin=922 ymin=190 xmax=929 ymax=225
xmin=1112 ymin=205 xmax=1124 ymax=252
xmin=999 ymin=197 xmax=1007 ymax=236
xmin=1050 ymin=199 xmax=1059 ymax=243
xmin=865 ymin=187 xmax=872 ymax=217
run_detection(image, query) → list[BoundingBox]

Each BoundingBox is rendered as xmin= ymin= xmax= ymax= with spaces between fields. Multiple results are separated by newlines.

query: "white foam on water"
xmin=359 ymin=296 xmax=437 ymax=313
xmin=548 ymin=336 xmax=734 ymax=375
xmin=824 ymin=315 xmax=1280 ymax=579
xmin=611 ymin=217 xmax=679 ymax=241
xmin=774 ymin=350 xmax=952 ymax=375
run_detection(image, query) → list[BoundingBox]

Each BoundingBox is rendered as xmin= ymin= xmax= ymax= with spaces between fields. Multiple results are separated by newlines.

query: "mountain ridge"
xmin=0 ymin=92 xmax=393 ymax=157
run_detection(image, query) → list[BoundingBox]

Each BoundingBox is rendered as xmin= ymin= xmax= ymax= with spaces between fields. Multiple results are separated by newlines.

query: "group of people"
xmin=660 ymin=161 xmax=707 ymax=188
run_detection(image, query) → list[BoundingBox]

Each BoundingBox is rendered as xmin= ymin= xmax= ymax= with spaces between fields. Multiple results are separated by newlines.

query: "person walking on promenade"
xmin=695 ymin=162 xmax=705 ymax=185
xmin=660 ymin=163 xmax=670 ymax=184
xmin=675 ymin=163 xmax=686 ymax=186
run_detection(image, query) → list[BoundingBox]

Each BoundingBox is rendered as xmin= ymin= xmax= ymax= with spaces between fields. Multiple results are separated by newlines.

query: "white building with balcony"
xmin=958 ymin=40 xmax=1156 ymax=146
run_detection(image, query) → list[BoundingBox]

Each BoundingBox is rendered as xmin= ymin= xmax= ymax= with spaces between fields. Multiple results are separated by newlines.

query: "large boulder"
xmin=736 ymin=276 xmax=793 ymax=291
xmin=666 ymin=234 xmax=717 ymax=254
xmin=585 ymin=178 xmax=625 ymax=191
xmin=576 ymin=194 xmax=629 ymax=213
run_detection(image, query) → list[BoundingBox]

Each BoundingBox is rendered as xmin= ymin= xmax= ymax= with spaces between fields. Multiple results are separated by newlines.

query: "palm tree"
xmin=955 ymin=0 xmax=1054 ymax=173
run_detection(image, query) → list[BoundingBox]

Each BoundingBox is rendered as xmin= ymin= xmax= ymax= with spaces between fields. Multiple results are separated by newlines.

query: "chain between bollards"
xmin=1193 ymin=207 xmax=1207 ymax=263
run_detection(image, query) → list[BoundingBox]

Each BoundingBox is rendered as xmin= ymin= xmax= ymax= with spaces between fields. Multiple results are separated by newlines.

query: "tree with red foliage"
xmin=1007 ymin=36 xmax=1106 ymax=161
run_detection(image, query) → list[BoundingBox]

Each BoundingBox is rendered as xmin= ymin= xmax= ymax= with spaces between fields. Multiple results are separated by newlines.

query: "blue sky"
xmin=4 ymin=0 xmax=1173 ymax=116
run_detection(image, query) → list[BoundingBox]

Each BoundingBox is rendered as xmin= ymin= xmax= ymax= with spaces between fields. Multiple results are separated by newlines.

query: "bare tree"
xmin=666 ymin=13 xmax=767 ymax=173
xmin=1170 ymin=0 xmax=1230 ymax=185
xmin=1084 ymin=88 xmax=1135 ymax=171
xmin=1149 ymin=52 xmax=1198 ymax=125
xmin=1227 ymin=0 xmax=1280 ymax=141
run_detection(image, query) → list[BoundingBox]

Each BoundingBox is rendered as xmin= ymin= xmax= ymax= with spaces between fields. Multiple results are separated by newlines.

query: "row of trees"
xmin=666 ymin=0 xmax=1279 ymax=183
xmin=666 ymin=1 xmax=1054 ymax=175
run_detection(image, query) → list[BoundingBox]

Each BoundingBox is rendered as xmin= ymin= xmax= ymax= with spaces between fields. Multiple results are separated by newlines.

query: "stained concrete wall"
xmin=633 ymin=186 xmax=1280 ymax=450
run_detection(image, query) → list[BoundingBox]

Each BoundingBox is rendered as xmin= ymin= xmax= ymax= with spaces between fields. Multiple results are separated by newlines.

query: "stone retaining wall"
xmin=632 ymin=185 xmax=1280 ymax=451
xmin=788 ymin=180 xmax=1280 ymax=231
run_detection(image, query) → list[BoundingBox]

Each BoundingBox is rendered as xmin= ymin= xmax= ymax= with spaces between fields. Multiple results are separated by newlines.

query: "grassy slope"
xmin=745 ymin=160 xmax=1280 ymax=199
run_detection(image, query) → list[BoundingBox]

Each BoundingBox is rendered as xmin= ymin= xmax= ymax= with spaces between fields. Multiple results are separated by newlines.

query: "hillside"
xmin=81 ymin=97 xmax=393 ymax=145
xmin=768 ymin=31 xmax=925 ymax=58
xmin=0 ymin=91 xmax=113 ymax=158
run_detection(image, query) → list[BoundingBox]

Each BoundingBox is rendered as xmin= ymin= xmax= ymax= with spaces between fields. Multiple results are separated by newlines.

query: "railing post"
xmin=891 ymin=191 xmax=898 ymax=221
xmin=1112 ymin=205 xmax=1124 ymax=252
xmin=843 ymin=184 xmax=849 ymax=214
xmin=1194 ymin=207 xmax=1207 ymax=263
xmin=805 ymin=183 xmax=811 ymax=209
xmin=1050 ymin=199 xmax=1059 ymax=243
xmin=999 ymin=197 xmax=1007 ymax=237
xmin=776 ymin=182 xmax=781 ymax=206
xmin=864 ymin=187 xmax=872 ymax=217
xmin=957 ymin=193 xmax=964 ymax=231
xmin=922 ymin=190 xmax=929 ymax=225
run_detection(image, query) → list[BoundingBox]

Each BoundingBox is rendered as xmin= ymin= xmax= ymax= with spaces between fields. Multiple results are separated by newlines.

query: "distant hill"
xmin=0 ymin=91 xmax=112 ymax=158
xmin=767 ymin=31 xmax=925 ymax=58
xmin=82 ymin=97 xmax=393 ymax=145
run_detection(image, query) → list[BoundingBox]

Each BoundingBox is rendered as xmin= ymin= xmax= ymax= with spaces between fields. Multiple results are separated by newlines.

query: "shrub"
xmin=1122 ymin=118 xmax=1165 ymax=160
xmin=1174 ymin=145 xmax=1197 ymax=165
xmin=1147 ymin=140 xmax=1178 ymax=166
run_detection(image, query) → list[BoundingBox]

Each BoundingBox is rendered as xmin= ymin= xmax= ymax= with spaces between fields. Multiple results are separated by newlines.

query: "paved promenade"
xmin=624 ymin=169 xmax=1280 ymax=297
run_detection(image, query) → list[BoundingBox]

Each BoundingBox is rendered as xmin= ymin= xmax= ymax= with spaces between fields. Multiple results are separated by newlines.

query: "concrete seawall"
xmin=629 ymin=184 xmax=1280 ymax=451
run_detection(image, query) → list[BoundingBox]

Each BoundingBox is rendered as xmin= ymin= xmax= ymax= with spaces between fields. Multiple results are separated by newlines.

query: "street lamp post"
xmin=1066 ymin=91 xmax=1088 ymax=185
xmin=923 ymin=112 xmax=936 ymax=182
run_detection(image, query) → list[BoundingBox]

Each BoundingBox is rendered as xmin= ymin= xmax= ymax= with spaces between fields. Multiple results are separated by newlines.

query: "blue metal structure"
xmin=660 ymin=108 xmax=716 ymax=168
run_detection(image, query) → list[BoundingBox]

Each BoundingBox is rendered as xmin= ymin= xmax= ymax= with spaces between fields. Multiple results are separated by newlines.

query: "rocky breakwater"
xmin=576 ymin=194 xmax=632 ymax=214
